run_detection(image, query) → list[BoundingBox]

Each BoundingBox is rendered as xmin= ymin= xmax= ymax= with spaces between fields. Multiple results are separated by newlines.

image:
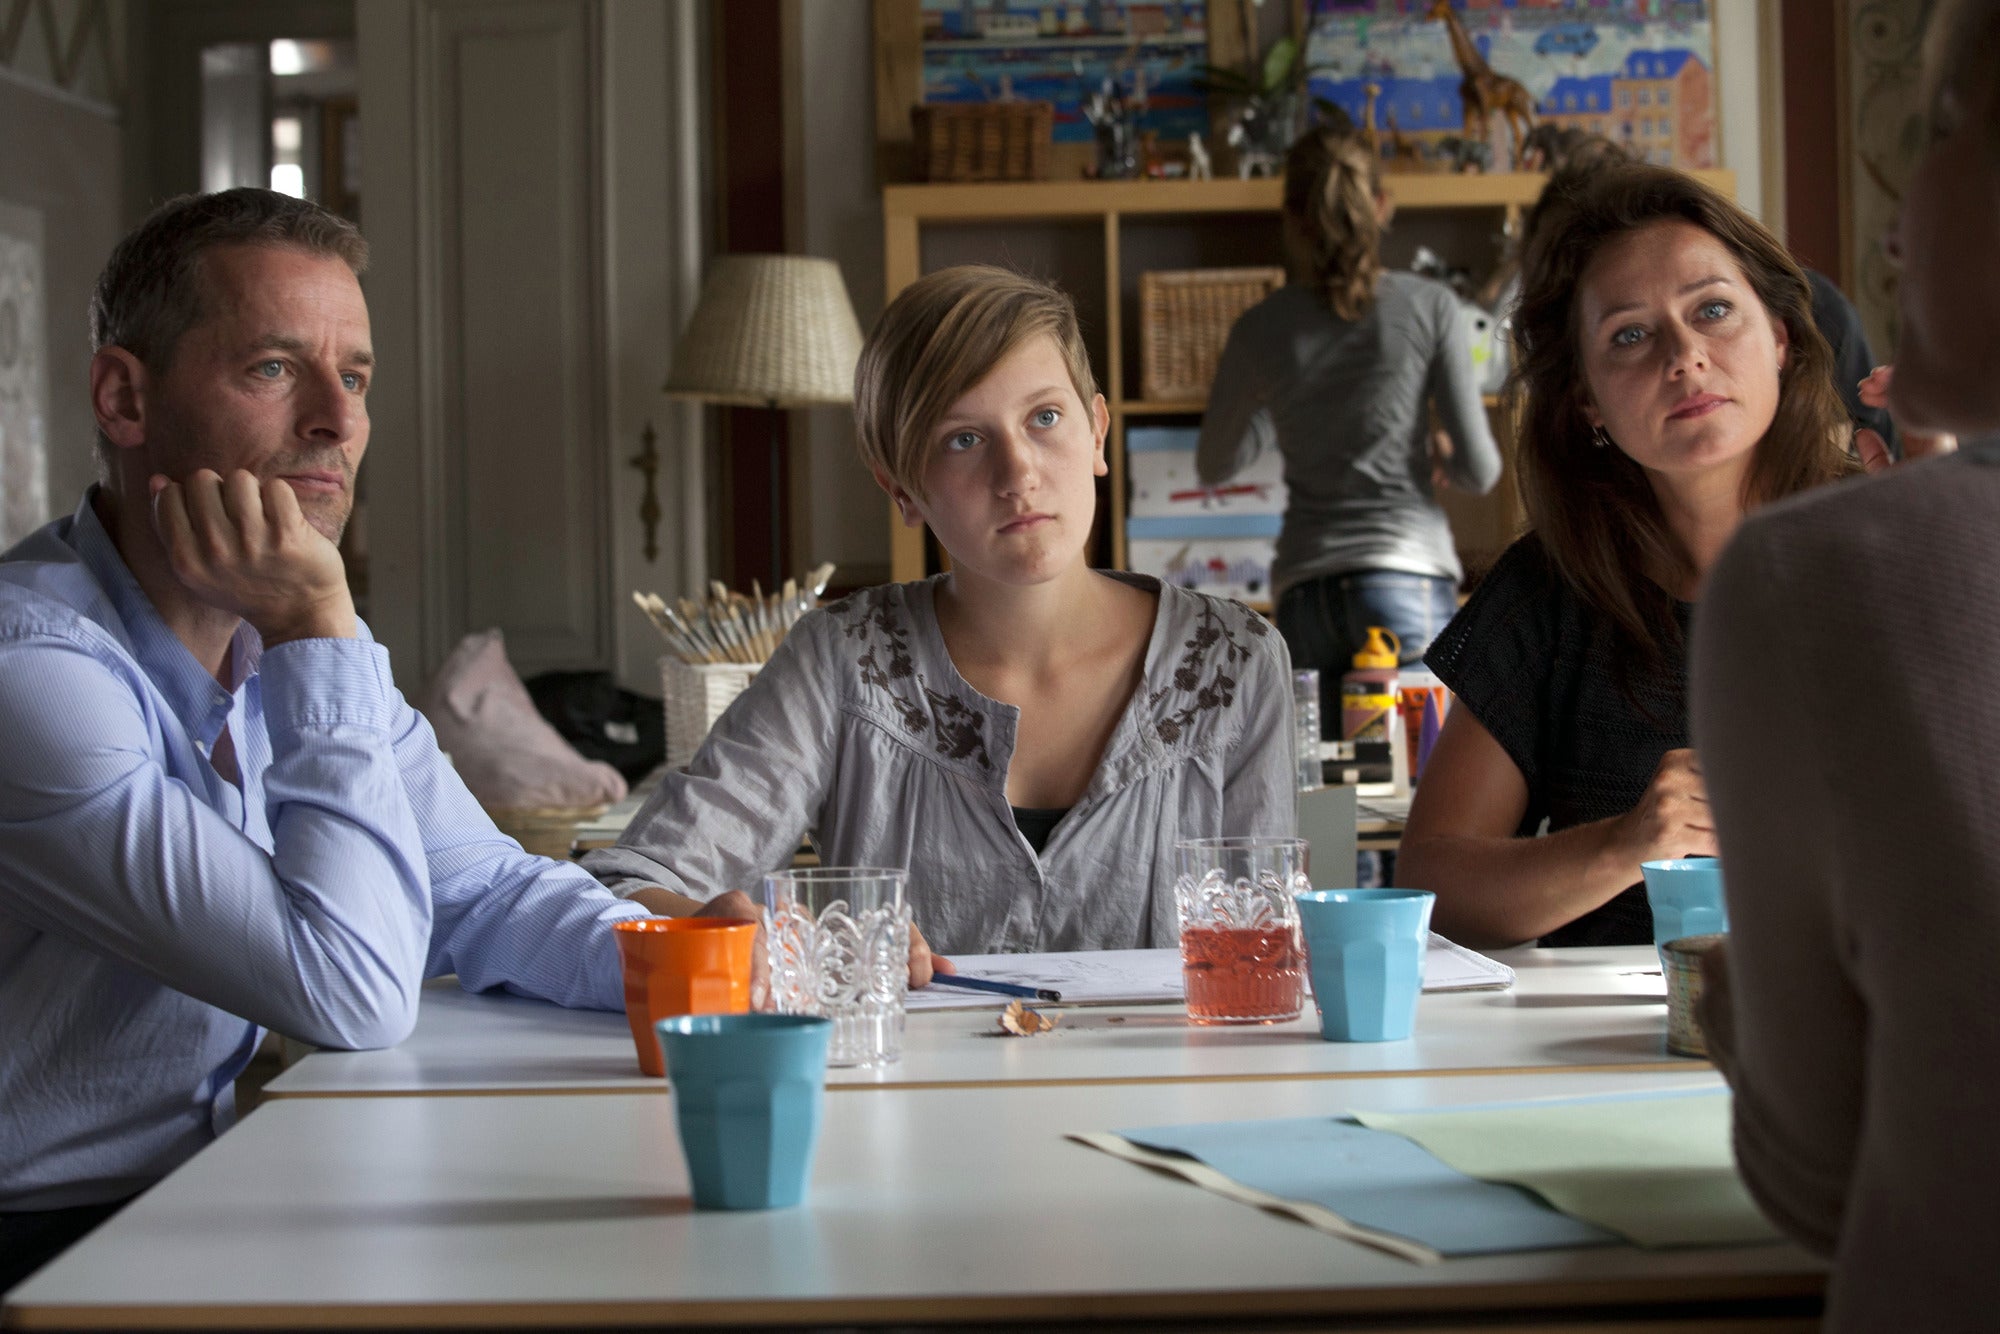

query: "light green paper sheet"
xmin=1353 ymin=1090 xmax=1781 ymax=1248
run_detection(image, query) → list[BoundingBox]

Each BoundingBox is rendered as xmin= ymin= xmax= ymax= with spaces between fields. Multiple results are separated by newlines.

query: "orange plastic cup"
xmin=612 ymin=918 xmax=758 ymax=1077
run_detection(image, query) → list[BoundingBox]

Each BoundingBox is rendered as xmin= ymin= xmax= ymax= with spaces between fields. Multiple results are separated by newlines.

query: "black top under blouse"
xmin=1423 ymin=534 xmax=1691 ymax=947
xmin=1011 ymin=806 xmax=1070 ymax=857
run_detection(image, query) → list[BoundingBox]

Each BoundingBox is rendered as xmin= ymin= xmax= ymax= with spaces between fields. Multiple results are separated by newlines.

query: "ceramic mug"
xmin=1294 ymin=888 xmax=1435 ymax=1042
xmin=613 ymin=918 xmax=758 ymax=1077
xmin=655 ymin=1013 xmax=833 ymax=1210
xmin=1640 ymin=859 xmax=1728 ymax=970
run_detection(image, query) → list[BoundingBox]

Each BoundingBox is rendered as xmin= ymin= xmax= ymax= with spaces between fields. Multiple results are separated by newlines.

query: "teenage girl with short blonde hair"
xmin=588 ymin=265 xmax=1298 ymax=964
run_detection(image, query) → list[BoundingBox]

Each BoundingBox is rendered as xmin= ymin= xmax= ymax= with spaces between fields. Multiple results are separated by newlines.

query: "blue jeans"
xmin=1277 ymin=570 xmax=1459 ymax=739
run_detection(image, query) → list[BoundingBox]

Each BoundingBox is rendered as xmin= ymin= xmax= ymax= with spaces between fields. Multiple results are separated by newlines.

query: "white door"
xmin=357 ymin=0 xmax=710 ymax=693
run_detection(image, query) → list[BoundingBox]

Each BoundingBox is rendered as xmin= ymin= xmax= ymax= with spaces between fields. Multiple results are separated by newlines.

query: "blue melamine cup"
xmin=655 ymin=1013 xmax=832 ymax=1211
xmin=1640 ymin=859 xmax=1728 ymax=966
xmin=1294 ymin=889 xmax=1435 ymax=1042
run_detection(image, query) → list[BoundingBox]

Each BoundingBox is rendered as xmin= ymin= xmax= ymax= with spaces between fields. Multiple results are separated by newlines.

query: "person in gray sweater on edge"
xmin=1692 ymin=0 xmax=1997 ymax=1327
xmin=1198 ymin=127 xmax=1501 ymax=718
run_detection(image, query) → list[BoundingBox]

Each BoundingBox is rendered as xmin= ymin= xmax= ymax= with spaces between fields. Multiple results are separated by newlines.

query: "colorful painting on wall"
xmin=1304 ymin=1 xmax=1717 ymax=170
xmin=919 ymin=1 xmax=1211 ymax=145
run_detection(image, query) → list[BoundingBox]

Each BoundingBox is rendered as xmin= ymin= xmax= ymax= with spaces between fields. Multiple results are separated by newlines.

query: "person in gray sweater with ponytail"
xmin=1198 ymin=127 xmax=1501 ymax=719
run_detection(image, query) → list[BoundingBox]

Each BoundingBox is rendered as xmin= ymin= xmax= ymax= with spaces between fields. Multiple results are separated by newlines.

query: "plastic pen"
xmin=925 ymin=973 xmax=1062 ymax=1003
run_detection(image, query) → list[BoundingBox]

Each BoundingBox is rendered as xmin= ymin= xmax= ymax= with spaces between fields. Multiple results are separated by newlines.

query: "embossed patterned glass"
xmin=1174 ymin=836 xmax=1307 ymax=1024
xmin=758 ymin=867 xmax=910 ymax=1067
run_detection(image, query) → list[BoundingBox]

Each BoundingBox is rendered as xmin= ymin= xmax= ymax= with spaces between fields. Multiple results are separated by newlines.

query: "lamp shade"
xmin=662 ymin=255 xmax=863 ymax=408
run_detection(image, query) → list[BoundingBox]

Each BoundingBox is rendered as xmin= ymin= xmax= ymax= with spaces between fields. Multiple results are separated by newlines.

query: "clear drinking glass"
xmin=758 ymin=867 xmax=910 ymax=1068
xmin=1292 ymin=668 xmax=1323 ymax=791
xmin=1173 ymin=837 xmax=1308 ymax=1024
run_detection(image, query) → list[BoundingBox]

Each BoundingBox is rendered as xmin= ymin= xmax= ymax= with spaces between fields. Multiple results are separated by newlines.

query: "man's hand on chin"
xmin=150 ymin=468 xmax=357 ymax=646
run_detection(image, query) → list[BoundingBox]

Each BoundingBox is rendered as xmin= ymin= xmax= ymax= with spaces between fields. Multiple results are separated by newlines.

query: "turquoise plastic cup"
xmin=1640 ymin=859 xmax=1729 ymax=966
xmin=654 ymin=1013 xmax=833 ymax=1211
xmin=1294 ymin=889 xmax=1435 ymax=1042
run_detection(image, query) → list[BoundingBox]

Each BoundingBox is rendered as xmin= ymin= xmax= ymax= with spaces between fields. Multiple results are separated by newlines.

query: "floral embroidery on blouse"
xmin=1150 ymin=600 xmax=1269 ymax=747
xmin=837 ymin=589 xmax=995 ymax=771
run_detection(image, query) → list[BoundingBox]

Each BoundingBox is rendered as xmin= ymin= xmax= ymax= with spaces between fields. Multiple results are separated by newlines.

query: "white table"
xmin=263 ymin=947 xmax=1687 ymax=1099
xmin=6 ymin=1073 xmax=1819 ymax=1330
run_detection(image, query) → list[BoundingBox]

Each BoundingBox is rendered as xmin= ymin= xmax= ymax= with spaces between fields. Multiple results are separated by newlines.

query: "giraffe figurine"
xmin=1361 ymin=82 xmax=1383 ymax=159
xmin=1426 ymin=0 xmax=1536 ymax=167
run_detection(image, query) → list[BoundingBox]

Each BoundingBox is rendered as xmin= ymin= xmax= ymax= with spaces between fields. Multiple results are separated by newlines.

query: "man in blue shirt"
xmin=0 ymin=189 xmax=655 ymax=1289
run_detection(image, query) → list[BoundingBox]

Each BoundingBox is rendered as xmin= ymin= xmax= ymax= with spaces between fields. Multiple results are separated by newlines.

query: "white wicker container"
xmin=660 ymin=658 xmax=760 ymax=770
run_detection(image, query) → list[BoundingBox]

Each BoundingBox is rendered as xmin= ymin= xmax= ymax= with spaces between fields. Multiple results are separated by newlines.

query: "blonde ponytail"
xmin=1281 ymin=129 xmax=1382 ymax=322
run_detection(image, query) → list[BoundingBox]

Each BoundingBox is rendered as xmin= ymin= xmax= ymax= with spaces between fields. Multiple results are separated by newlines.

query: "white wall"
xmin=789 ymin=0 xmax=890 ymax=588
xmin=0 ymin=2 xmax=126 ymax=526
xmin=1714 ymin=0 xmax=1772 ymax=224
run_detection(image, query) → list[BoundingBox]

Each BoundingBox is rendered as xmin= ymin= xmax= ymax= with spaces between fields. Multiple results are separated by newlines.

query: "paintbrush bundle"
xmin=633 ymin=563 xmax=836 ymax=665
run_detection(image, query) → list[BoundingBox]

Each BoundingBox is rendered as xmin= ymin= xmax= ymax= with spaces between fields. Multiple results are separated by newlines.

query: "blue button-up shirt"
xmin=0 ymin=493 xmax=645 ymax=1209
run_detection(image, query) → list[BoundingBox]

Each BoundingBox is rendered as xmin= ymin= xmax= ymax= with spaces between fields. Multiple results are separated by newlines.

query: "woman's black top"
xmin=1011 ymin=806 xmax=1070 ymax=857
xmin=1423 ymin=534 xmax=1692 ymax=947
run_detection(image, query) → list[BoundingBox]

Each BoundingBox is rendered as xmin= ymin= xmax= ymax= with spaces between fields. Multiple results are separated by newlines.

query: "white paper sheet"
xmin=908 ymin=949 xmax=1184 ymax=1010
xmin=908 ymin=936 xmax=1514 ymax=1011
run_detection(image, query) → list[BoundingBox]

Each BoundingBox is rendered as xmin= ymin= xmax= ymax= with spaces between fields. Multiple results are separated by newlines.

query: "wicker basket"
xmin=661 ymin=658 xmax=760 ymax=770
xmin=1138 ymin=267 xmax=1287 ymax=402
xmin=487 ymin=804 xmax=607 ymax=860
xmin=910 ymin=101 xmax=1053 ymax=182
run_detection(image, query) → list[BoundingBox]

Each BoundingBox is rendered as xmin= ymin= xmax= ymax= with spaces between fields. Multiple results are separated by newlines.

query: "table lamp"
xmin=663 ymin=254 xmax=864 ymax=585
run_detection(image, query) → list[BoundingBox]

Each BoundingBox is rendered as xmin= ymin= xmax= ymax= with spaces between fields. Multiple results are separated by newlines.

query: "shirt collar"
xmin=67 ymin=489 xmax=257 ymax=745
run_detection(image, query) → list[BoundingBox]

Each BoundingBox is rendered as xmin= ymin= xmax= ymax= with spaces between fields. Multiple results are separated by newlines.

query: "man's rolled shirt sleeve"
xmin=0 ymin=631 xmax=433 ymax=1049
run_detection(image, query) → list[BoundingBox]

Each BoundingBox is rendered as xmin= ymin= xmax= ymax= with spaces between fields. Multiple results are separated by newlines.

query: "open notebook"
xmin=908 ymin=936 xmax=1513 ymax=1011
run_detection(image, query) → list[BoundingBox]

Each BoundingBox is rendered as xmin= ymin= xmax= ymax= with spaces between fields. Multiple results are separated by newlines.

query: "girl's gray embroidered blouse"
xmin=581 ymin=573 xmax=1298 ymax=954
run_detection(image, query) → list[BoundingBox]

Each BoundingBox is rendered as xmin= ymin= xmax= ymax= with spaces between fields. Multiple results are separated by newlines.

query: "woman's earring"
xmin=1590 ymin=424 xmax=1613 ymax=450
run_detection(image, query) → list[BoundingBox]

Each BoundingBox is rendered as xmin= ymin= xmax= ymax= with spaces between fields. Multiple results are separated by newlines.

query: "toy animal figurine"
xmin=1439 ymin=135 xmax=1492 ymax=174
xmin=1226 ymin=104 xmax=1284 ymax=178
xmin=1383 ymin=111 xmax=1427 ymax=172
xmin=1426 ymin=0 xmax=1536 ymax=167
xmin=1361 ymin=82 xmax=1384 ymax=159
xmin=1080 ymin=70 xmax=1143 ymax=179
xmin=1519 ymin=122 xmax=1571 ymax=172
xmin=1188 ymin=131 xmax=1212 ymax=180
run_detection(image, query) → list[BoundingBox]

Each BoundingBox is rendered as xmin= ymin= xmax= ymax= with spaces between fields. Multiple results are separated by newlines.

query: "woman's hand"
xmin=1610 ymin=748 xmax=1717 ymax=866
xmin=1428 ymin=428 xmax=1455 ymax=492
xmin=909 ymin=922 xmax=956 ymax=989
xmin=1856 ymin=365 xmax=1959 ymax=473
xmin=691 ymin=890 xmax=770 ymax=1003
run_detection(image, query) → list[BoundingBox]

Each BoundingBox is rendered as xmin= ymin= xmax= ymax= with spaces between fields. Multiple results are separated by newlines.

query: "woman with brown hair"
xmin=1397 ymin=161 xmax=1856 ymax=948
xmin=1197 ymin=128 xmax=1501 ymax=706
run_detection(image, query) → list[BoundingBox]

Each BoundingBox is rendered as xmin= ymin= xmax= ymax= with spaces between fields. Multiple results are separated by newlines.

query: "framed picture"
xmin=1305 ymin=1 xmax=1719 ymax=170
xmin=918 ymin=1 xmax=1212 ymax=146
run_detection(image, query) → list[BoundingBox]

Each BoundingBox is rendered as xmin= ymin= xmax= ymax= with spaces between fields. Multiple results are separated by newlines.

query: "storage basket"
xmin=661 ymin=658 xmax=760 ymax=770
xmin=486 ymin=805 xmax=607 ymax=860
xmin=1138 ymin=267 xmax=1286 ymax=402
xmin=910 ymin=101 xmax=1053 ymax=182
